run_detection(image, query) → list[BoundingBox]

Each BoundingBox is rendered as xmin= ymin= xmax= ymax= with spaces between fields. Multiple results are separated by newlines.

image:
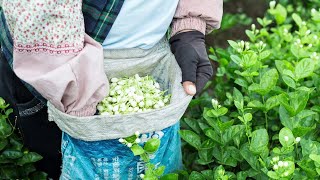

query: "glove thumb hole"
xmin=183 ymin=81 xmax=196 ymax=96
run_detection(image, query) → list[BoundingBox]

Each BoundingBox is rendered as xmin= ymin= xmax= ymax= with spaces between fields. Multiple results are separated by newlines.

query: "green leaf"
xmin=267 ymin=171 xmax=279 ymax=179
xmin=295 ymin=58 xmax=314 ymax=80
xmin=201 ymin=139 xmax=215 ymax=150
xmin=310 ymin=154 xmax=320 ymax=164
xmin=179 ymin=130 xmax=201 ymax=150
xmin=279 ymin=106 xmax=296 ymax=130
xmin=2 ymin=149 xmax=24 ymax=159
xmin=144 ymin=139 xmax=161 ymax=154
xmin=282 ymin=75 xmax=296 ymax=89
xmin=198 ymin=149 xmax=214 ymax=163
xmin=244 ymin=113 xmax=252 ymax=122
xmin=240 ymin=143 xmax=260 ymax=171
xmin=269 ymin=4 xmax=287 ymax=24
xmin=249 ymin=129 xmax=269 ymax=155
xmin=0 ymin=139 xmax=8 ymax=151
xmin=235 ymin=78 xmax=249 ymax=89
xmin=130 ymin=144 xmax=145 ymax=156
xmin=140 ymin=153 xmax=150 ymax=162
xmin=214 ymin=165 xmax=226 ymax=179
xmin=275 ymin=60 xmax=294 ymax=75
xmin=248 ymin=100 xmax=265 ymax=110
xmin=301 ymin=139 xmax=320 ymax=157
xmin=292 ymin=13 xmax=302 ymax=27
xmin=290 ymin=90 xmax=310 ymax=115
xmin=205 ymin=129 xmax=222 ymax=144
xmin=16 ymin=152 xmax=43 ymax=166
xmin=259 ymin=69 xmax=279 ymax=95
xmin=201 ymin=170 xmax=214 ymax=180
xmin=189 ymin=171 xmax=206 ymax=180
xmin=184 ymin=118 xmax=201 ymax=134
xmin=259 ymin=50 xmax=271 ymax=60
xmin=227 ymin=40 xmax=240 ymax=50
xmin=222 ymin=125 xmax=245 ymax=145
xmin=154 ymin=165 xmax=165 ymax=177
xmin=5 ymin=108 xmax=13 ymax=116
xmin=10 ymin=137 xmax=23 ymax=151
xmin=160 ymin=173 xmax=178 ymax=180
xmin=279 ymin=127 xmax=295 ymax=147
xmin=233 ymin=88 xmax=244 ymax=110
xmin=0 ymin=119 xmax=12 ymax=139
xmin=266 ymin=95 xmax=280 ymax=111
xmin=230 ymin=55 xmax=242 ymax=66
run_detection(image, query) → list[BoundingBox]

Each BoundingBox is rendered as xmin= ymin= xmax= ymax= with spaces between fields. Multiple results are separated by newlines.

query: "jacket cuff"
xmin=68 ymin=103 xmax=97 ymax=117
xmin=171 ymin=17 xmax=206 ymax=37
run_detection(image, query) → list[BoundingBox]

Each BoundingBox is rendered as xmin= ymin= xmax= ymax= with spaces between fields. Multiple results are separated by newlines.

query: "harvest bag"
xmin=48 ymin=39 xmax=193 ymax=179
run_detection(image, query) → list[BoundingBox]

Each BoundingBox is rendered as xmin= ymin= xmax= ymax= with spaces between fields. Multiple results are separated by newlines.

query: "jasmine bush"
xmin=180 ymin=1 xmax=320 ymax=179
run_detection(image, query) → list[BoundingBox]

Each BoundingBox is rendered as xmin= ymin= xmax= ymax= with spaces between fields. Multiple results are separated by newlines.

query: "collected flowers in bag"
xmin=98 ymin=74 xmax=171 ymax=115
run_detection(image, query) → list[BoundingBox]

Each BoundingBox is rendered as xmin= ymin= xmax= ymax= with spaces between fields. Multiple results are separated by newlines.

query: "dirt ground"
xmin=206 ymin=0 xmax=268 ymax=48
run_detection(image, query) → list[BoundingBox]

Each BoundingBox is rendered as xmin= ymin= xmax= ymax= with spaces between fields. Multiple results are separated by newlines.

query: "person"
xmin=0 ymin=0 xmax=223 ymax=179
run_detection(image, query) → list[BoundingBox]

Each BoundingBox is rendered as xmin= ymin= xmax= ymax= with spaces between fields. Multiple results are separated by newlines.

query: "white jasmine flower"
xmin=154 ymin=104 xmax=160 ymax=109
xmin=135 ymin=138 xmax=141 ymax=143
xmin=272 ymin=156 xmax=279 ymax=162
xmin=109 ymin=91 xmax=115 ymax=96
xmin=284 ymin=172 xmax=289 ymax=177
xmin=283 ymin=161 xmax=289 ymax=167
xmin=154 ymin=82 xmax=160 ymax=89
xmin=113 ymin=105 xmax=119 ymax=112
xmin=140 ymin=174 xmax=145 ymax=179
xmin=127 ymin=143 xmax=132 ymax=148
xmin=111 ymin=77 xmax=118 ymax=83
xmin=278 ymin=161 xmax=284 ymax=167
xmin=158 ymin=101 xmax=165 ymax=107
xmin=269 ymin=1 xmax=276 ymax=9
xmin=212 ymin=99 xmax=219 ymax=108
xmin=97 ymin=105 xmax=104 ymax=111
xmin=139 ymin=101 xmax=145 ymax=107
xmin=135 ymin=131 xmax=140 ymax=136
xmin=118 ymin=138 xmax=125 ymax=143
xmin=273 ymin=164 xmax=279 ymax=170
xmin=306 ymin=30 xmax=311 ymax=35
xmin=295 ymin=137 xmax=301 ymax=143
xmin=251 ymin=24 xmax=256 ymax=31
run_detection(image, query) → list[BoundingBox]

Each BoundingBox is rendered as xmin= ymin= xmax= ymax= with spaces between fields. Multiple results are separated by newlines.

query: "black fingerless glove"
xmin=170 ymin=31 xmax=213 ymax=95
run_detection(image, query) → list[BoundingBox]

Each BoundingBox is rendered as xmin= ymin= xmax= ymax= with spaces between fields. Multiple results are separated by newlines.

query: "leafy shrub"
xmin=0 ymin=98 xmax=46 ymax=179
xmin=181 ymin=2 xmax=320 ymax=179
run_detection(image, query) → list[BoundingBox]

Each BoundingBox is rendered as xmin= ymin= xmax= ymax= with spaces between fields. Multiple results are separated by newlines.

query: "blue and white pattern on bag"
xmin=60 ymin=123 xmax=182 ymax=179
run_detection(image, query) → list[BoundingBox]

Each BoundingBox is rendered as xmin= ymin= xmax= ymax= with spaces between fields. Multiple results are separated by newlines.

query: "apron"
xmin=60 ymin=39 xmax=187 ymax=179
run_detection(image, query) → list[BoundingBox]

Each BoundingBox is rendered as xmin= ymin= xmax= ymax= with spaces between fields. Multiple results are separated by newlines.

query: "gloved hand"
xmin=170 ymin=31 xmax=213 ymax=96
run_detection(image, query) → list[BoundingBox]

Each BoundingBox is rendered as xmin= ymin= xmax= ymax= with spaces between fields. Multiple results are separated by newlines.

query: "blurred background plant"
xmin=180 ymin=0 xmax=320 ymax=179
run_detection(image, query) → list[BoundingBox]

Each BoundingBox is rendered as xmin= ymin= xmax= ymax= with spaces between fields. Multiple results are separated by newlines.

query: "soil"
xmin=206 ymin=0 xmax=268 ymax=48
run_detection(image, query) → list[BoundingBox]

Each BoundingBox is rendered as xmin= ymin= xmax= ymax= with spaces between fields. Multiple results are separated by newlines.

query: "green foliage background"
xmin=180 ymin=1 xmax=320 ymax=179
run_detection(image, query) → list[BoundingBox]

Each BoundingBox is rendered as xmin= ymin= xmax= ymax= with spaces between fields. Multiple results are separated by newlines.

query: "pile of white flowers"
xmin=98 ymin=74 xmax=171 ymax=115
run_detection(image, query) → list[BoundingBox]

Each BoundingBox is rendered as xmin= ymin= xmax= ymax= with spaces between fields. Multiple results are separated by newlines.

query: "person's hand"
xmin=170 ymin=31 xmax=213 ymax=96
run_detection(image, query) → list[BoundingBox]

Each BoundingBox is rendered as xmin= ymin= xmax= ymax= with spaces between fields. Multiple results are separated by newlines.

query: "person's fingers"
xmin=183 ymin=81 xmax=197 ymax=96
xmin=195 ymin=64 xmax=213 ymax=95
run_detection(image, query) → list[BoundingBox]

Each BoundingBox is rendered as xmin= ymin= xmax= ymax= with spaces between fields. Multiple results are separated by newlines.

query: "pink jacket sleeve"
xmin=3 ymin=0 xmax=109 ymax=117
xmin=171 ymin=0 xmax=223 ymax=36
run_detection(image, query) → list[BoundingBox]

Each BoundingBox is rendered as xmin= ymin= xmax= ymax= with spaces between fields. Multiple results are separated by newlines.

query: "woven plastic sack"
xmin=48 ymin=39 xmax=192 ymax=141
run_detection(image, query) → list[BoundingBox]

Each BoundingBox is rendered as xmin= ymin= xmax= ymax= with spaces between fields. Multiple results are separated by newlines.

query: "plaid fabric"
xmin=0 ymin=0 xmax=124 ymax=102
xmin=83 ymin=0 xmax=124 ymax=43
